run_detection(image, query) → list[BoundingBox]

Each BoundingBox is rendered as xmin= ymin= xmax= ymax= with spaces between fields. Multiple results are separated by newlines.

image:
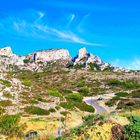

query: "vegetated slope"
xmin=0 ymin=46 xmax=140 ymax=139
xmin=0 ymin=69 xmax=140 ymax=139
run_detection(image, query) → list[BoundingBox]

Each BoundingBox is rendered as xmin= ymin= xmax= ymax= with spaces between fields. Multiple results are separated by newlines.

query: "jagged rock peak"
xmin=0 ymin=46 xmax=13 ymax=56
xmin=78 ymin=48 xmax=88 ymax=59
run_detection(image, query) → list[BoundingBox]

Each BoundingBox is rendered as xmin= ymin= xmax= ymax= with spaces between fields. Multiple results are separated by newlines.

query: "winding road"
xmin=84 ymin=98 xmax=107 ymax=114
xmin=84 ymin=94 xmax=115 ymax=114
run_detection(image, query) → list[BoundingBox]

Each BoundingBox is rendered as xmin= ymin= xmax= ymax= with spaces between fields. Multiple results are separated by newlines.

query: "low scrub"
xmin=66 ymin=93 xmax=83 ymax=102
xmin=115 ymin=92 xmax=129 ymax=97
xmin=0 ymin=79 xmax=11 ymax=87
xmin=59 ymin=102 xmax=74 ymax=110
xmin=78 ymin=87 xmax=90 ymax=96
xmin=123 ymin=116 xmax=140 ymax=140
xmin=24 ymin=106 xmax=50 ymax=115
xmin=22 ymin=79 xmax=32 ymax=86
xmin=0 ymin=100 xmax=13 ymax=107
xmin=48 ymin=89 xmax=61 ymax=97
xmin=74 ymin=102 xmax=95 ymax=112
xmin=0 ymin=114 xmax=24 ymax=138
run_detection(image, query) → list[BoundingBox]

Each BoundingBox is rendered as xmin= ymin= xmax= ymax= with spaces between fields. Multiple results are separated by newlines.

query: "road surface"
xmin=84 ymin=98 xmax=107 ymax=114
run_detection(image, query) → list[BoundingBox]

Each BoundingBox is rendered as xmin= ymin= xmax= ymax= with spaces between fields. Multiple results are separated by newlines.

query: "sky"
xmin=0 ymin=0 xmax=140 ymax=70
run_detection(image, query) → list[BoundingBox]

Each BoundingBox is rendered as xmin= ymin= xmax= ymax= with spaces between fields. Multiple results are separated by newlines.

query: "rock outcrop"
xmin=0 ymin=46 xmax=129 ymax=72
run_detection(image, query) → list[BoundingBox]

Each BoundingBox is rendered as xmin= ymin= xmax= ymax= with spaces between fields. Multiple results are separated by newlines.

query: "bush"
xmin=48 ymin=89 xmax=61 ymax=97
xmin=60 ymin=111 xmax=70 ymax=116
xmin=66 ymin=93 xmax=83 ymax=102
xmin=74 ymin=102 xmax=95 ymax=112
xmin=49 ymin=108 xmax=56 ymax=113
xmin=24 ymin=106 xmax=50 ymax=115
xmin=105 ymin=96 xmax=120 ymax=107
xmin=78 ymin=87 xmax=90 ymax=96
xmin=22 ymin=79 xmax=32 ymax=86
xmin=115 ymin=92 xmax=129 ymax=97
xmin=0 ymin=79 xmax=11 ymax=87
xmin=23 ymin=59 xmax=30 ymax=64
xmin=123 ymin=116 xmax=140 ymax=140
xmin=0 ymin=114 xmax=24 ymax=138
xmin=130 ymin=91 xmax=140 ymax=98
xmin=0 ymin=107 xmax=5 ymax=116
xmin=107 ymin=79 xmax=121 ymax=86
xmin=0 ymin=100 xmax=12 ymax=107
xmin=60 ymin=102 xmax=74 ymax=110
xmin=122 ymin=80 xmax=140 ymax=89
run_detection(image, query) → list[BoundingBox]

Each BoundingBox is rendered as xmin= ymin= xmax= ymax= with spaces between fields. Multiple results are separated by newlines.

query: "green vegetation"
xmin=78 ymin=87 xmax=90 ymax=96
xmin=66 ymin=93 xmax=83 ymax=102
xmin=74 ymin=102 xmax=95 ymax=112
xmin=22 ymin=79 xmax=32 ymax=86
xmin=24 ymin=106 xmax=50 ymax=115
xmin=107 ymin=79 xmax=140 ymax=89
xmin=0 ymin=114 xmax=24 ymax=138
xmin=60 ymin=111 xmax=70 ymax=116
xmin=3 ymin=92 xmax=13 ymax=99
xmin=60 ymin=102 xmax=74 ymax=110
xmin=0 ymin=100 xmax=13 ymax=107
xmin=115 ymin=92 xmax=129 ymax=97
xmin=23 ymin=59 xmax=30 ymax=64
xmin=123 ymin=116 xmax=140 ymax=140
xmin=48 ymin=89 xmax=61 ymax=97
xmin=88 ymin=63 xmax=100 ymax=70
xmin=130 ymin=90 xmax=140 ymax=98
xmin=0 ymin=79 xmax=11 ymax=87
xmin=105 ymin=96 xmax=120 ymax=107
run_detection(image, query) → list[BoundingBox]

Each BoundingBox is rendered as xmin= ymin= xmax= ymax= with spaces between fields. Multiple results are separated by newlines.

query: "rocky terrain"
xmin=0 ymin=46 xmax=130 ymax=72
xmin=0 ymin=46 xmax=140 ymax=140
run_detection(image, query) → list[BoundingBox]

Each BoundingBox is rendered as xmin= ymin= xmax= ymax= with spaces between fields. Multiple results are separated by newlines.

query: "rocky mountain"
xmin=0 ymin=46 xmax=129 ymax=72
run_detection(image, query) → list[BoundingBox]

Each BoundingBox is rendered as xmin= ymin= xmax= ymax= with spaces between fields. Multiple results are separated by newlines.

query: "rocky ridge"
xmin=0 ymin=46 xmax=129 ymax=72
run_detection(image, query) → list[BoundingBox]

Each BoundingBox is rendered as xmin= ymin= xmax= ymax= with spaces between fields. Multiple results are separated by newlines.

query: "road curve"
xmin=84 ymin=98 xmax=107 ymax=114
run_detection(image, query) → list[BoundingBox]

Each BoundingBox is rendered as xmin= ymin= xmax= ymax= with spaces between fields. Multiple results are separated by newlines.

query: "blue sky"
xmin=0 ymin=0 xmax=140 ymax=69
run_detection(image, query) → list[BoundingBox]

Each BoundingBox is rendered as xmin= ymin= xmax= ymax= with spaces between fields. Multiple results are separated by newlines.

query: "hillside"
xmin=0 ymin=47 xmax=140 ymax=140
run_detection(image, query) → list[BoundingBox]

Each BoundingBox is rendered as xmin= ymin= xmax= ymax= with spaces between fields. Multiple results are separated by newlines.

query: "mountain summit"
xmin=0 ymin=46 xmax=129 ymax=72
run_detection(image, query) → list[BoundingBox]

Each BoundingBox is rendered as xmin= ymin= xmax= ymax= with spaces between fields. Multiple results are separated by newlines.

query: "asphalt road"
xmin=84 ymin=98 xmax=107 ymax=114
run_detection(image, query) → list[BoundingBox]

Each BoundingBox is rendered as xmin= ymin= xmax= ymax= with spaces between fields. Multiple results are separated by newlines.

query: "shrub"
xmin=122 ymin=80 xmax=140 ymax=89
xmin=130 ymin=91 xmax=140 ymax=98
xmin=115 ymin=92 xmax=129 ymax=97
xmin=105 ymin=96 xmax=120 ymax=107
xmin=0 ymin=114 xmax=24 ymax=138
xmin=0 ymin=79 xmax=11 ymax=87
xmin=107 ymin=79 xmax=121 ymax=86
xmin=66 ymin=93 xmax=83 ymax=102
xmin=23 ymin=59 xmax=30 ymax=64
xmin=123 ymin=116 xmax=140 ymax=140
xmin=48 ymin=89 xmax=61 ymax=97
xmin=60 ymin=102 xmax=74 ymax=110
xmin=74 ymin=102 xmax=95 ymax=112
xmin=0 ymin=100 xmax=12 ymax=107
xmin=78 ymin=87 xmax=90 ymax=96
xmin=0 ymin=107 xmax=5 ymax=116
xmin=22 ymin=79 xmax=32 ymax=86
xmin=60 ymin=111 xmax=70 ymax=116
xmin=24 ymin=106 xmax=50 ymax=115
xmin=49 ymin=108 xmax=56 ymax=113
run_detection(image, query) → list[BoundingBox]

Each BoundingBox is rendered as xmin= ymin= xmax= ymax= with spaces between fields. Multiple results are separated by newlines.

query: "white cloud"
xmin=111 ymin=58 xmax=140 ymax=70
xmin=0 ymin=10 xmax=102 ymax=46
xmin=127 ymin=58 xmax=140 ymax=70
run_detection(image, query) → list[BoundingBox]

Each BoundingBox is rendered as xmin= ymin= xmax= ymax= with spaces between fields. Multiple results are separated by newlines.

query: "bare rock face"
xmin=78 ymin=48 xmax=87 ymax=59
xmin=0 ymin=46 xmax=129 ymax=72
xmin=0 ymin=46 xmax=13 ymax=56
xmin=0 ymin=46 xmax=24 ymax=72
xmin=27 ymin=49 xmax=71 ymax=62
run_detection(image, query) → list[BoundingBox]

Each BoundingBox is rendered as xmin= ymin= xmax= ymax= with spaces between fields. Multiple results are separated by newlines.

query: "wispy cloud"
xmin=0 ymin=10 xmax=101 ymax=46
xmin=111 ymin=58 xmax=140 ymax=70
